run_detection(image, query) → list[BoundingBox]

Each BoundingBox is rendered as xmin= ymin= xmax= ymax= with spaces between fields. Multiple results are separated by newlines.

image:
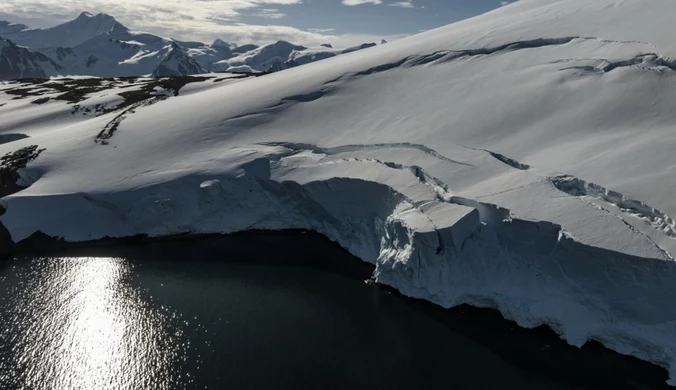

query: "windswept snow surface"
xmin=3 ymin=0 xmax=676 ymax=383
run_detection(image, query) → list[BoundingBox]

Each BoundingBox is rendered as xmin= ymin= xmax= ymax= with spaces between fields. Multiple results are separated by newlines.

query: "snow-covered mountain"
xmin=0 ymin=13 xmax=380 ymax=79
xmin=0 ymin=37 xmax=62 ymax=79
xmin=212 ymin=40 xmax=307 ymax=73
xmin=213 ymin=41 xmax=379 ymax=73
xmin=36 ymin=34 xmax=205 ymax=78
xmin=3 ymin=0 xmax=676 ymax=385
xmin=1 ymin=12 xmax=128 ymax=48
xmin=152 ymin=42 xmax=205 ymax=77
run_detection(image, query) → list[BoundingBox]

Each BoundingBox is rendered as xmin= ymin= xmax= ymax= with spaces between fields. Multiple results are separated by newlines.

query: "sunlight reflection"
xmin=0 ymin=257 xmax=182 ymax=390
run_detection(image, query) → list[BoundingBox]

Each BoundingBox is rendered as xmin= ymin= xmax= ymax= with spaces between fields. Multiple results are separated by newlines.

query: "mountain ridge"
xmin=0 ymin=37 xmax=62 ymax=79
xmin=0 ymin=12 xmax=383 ymax=80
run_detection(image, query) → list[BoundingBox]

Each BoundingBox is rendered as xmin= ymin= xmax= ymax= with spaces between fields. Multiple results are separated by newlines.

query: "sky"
xmin=0 ymin=0 xmax=511 ymax=47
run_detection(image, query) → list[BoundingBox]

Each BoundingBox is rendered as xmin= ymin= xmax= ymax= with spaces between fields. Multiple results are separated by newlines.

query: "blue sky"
xmin=237 ymin=1 xmax=505 ymax=37
xmin=0 ymin=0 xmax=509 ymax=46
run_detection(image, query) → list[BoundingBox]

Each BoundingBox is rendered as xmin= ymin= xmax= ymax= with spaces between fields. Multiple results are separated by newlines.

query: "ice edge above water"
xmin=3 ymin=145 xmax=676 ymax=385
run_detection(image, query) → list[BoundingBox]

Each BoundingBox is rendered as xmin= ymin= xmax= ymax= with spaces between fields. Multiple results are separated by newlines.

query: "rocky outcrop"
xmin=0 ymin=145 xmax=44 ymax=197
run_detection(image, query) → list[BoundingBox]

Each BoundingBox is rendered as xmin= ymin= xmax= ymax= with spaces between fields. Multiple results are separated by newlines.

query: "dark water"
xmin=0 ymin=234 xmax=667 ymax=390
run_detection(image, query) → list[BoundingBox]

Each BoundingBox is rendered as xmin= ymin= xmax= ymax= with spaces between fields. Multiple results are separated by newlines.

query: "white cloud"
xmin=388 ymin=1 xmax=414 ymax=8
xmin=0 ymin=0 xmax=303 ymax=43
xmin=341 ymin=0 xmax=382 ymax=5
xmin=0 ymin=0 xmax=419 ymax=47
xmin=307 ymin=28 xmax=335 ymax=34
xmin=252 ymin=8 xmax=286 ymax=19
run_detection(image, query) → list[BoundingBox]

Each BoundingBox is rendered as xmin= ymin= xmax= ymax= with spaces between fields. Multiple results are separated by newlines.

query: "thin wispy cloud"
xmin=341 ymin=0 xmax=382 ymax=5
xmin=389 ymin=1 xmax=415 ymax=8
xmin=251 ymin=8 xmax=286 ymax=19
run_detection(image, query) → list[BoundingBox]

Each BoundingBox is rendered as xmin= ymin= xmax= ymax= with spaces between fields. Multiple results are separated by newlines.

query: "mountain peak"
xmin=0 ymin=36 xmax=51 ymax=79
xmin=269 ymin=40 xmax=306 ymax=51
xmin=73 ymin=12 xmax=121 ymax=26
xmin=153 ymin=44 xmax=205 ymax=77
xmin=0 ymin=11 xmax=129 ymax=49
xmin=212 ymin=39 xmax=230 ymax=47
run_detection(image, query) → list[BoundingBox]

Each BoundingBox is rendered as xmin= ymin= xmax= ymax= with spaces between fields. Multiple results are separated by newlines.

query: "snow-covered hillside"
xmin=0 ymin=13 xmax=380 ymax=79
xmin=2 ymin=0 xmax=676 ymax=384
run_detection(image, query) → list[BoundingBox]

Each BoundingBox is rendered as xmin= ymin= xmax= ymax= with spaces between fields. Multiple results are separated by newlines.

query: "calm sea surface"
xmin=0 ymin=235 xmax=653 ymax=389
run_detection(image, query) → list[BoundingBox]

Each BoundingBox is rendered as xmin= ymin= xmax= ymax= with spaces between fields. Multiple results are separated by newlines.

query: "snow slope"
xmin=2 ymin=0 xmax=676 ymax=383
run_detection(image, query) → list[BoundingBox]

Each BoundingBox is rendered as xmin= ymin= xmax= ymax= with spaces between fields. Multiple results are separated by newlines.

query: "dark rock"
xmin=0 ymin=145 xmax=45 ymax=197
xmin=85 ymin=55 xmax=98 ymax=68
xmin=32 ymin=97 xmax=50 ymax=104
xmin=0 ymin=220 xmax=13 ymax=256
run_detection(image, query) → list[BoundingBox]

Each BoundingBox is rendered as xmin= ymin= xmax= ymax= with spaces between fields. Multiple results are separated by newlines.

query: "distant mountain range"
xmin=0 ymin=12 xmax=382 ymax=80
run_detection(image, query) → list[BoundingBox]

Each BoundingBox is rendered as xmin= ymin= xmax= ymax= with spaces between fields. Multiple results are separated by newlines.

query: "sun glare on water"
xmin=0 ymin=257 xmax=183 ymax=390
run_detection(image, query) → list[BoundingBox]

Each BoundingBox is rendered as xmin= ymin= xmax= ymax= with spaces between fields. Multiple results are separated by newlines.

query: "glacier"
xmin=2 ymin=0 xmax=676 ymax=384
